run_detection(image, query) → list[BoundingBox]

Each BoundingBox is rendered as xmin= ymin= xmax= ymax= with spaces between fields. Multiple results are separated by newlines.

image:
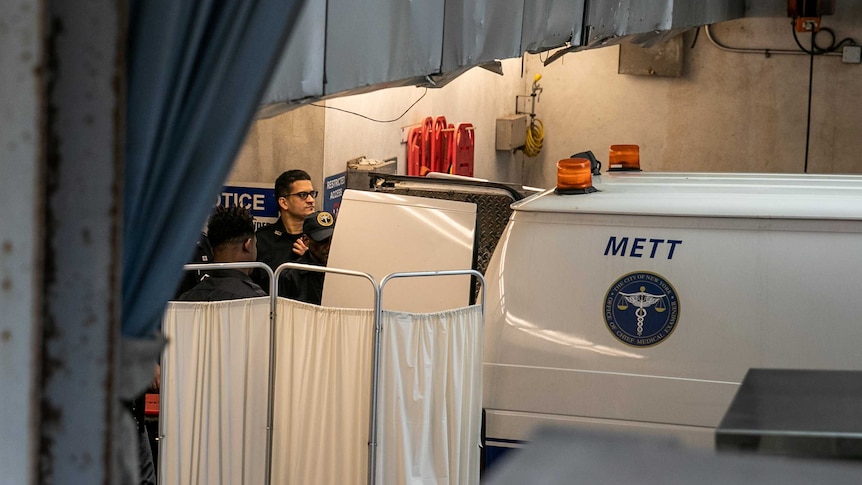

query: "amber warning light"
xmin=608 ymin=144 xmax=641 ymax=171
xmin=556 ymin=158 xmax=597 ymax=195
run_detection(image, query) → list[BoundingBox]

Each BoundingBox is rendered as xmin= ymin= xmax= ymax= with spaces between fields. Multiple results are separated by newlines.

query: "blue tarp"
xmin=124 ymin=0 xmax=306 ymax=338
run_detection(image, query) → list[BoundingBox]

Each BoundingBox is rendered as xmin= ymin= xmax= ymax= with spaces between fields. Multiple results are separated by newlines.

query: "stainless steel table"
xmin=716 ymin=368 xmax=862 ymax=459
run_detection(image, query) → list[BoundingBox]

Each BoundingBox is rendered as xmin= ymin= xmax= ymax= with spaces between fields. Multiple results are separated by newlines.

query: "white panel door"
xmin=323 ymin=190 xmax=476 ymax=313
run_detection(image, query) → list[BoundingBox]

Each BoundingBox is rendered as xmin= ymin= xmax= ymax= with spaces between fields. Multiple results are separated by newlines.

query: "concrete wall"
xmin=524 ymin=9 xmax=862 ymax=187
xmin=233 ymin=7 xmax=862 ymax=191
xmin=320 ymin=61 xmax=525 ymax=184
xmin=227 ymin=104 xmax=326 ymax=197
xmin=230 ymin=60 xmax=526 ymax=191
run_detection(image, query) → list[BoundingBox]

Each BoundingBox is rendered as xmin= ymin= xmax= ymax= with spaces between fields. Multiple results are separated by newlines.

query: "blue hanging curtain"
xmin=124 ymin=0 xmax=306 ymax=338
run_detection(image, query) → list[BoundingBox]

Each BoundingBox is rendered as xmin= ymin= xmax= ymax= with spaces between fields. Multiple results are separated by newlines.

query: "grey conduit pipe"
xmin=704 ymin=23 xmax=841 ymax=57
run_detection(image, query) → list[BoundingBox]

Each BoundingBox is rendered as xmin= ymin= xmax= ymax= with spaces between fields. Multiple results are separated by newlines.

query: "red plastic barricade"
xmin=454 ymin=123 xmax=475 ymax=177
xmin=421 ymin=116 xmax=434 ymax=174
xmin=431 ymin=116 xmax=447 ymax=172
xmin=407 ymin=117 xmax=471 ymax=176
xmin=407 ymin=126 xmax=423 ymax=176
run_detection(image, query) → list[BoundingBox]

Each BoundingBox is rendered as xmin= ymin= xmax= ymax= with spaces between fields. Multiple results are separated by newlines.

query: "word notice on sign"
xmin=219 ymin=183 xmax=278 ymax=229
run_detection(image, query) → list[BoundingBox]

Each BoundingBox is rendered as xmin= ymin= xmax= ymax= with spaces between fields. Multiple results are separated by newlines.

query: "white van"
xmin=482 ymin=168 xmax=862 ymax=454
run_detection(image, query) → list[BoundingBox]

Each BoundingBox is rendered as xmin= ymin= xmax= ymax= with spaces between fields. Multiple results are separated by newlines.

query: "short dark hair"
xmin=207 ymin=206 xmax=255 ymax=249
xmin=275 ymin=169 xmax=311 ymax=198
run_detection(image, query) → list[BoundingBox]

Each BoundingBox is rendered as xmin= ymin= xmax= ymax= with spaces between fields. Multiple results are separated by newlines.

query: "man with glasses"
xmin=255 ymin=169 xmax=318 ymax=289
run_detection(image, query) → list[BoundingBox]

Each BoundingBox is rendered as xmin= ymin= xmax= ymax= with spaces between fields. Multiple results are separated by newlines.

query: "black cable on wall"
xmin=791 ymin=24 xmax=857 ymax=173
xmin=805 ymin=29 xmax=814 ymax=173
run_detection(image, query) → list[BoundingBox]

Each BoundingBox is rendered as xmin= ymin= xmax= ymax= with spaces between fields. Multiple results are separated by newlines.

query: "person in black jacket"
xmin=173 ymin=231 xmax=213 ymax=298
xmin=254 ymin=170 xmax=317 ymax=288
xmin=179 ymin=206 xmax=267 ymax=301
xmin=158 ymin=207 xmax=265 ymax=482
xmin=282 ymin=210 xmax=335 ymax=304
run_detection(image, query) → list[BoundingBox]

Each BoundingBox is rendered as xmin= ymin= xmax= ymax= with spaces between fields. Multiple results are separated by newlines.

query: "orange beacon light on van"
xmin=556 ymin=158 xmax=597 ymax=194
xmin=608 ymin=144 xmax=641 ymax=171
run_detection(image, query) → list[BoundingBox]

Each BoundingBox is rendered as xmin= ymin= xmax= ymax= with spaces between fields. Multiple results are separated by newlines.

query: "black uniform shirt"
xmin=256 ymin=218 xmax=303 ymax=269
xmin=281 ymin=253 xmax=325 ymax=304
xmin=177 ymin=269 xmax=267 ymax=301
xmin=254 ymin=218 xmax=303 ymax=290
xmin=173 ymin=233 xmax=214 ymax=298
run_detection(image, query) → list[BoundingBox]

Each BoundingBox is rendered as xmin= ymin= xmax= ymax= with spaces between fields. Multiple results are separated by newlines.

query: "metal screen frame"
xmin=274 ymin=262 xmax=380 ymax=485
xmin=376 ymin=269 xmax=486 ymax=485
xmin=169 ymin=262 xmax=274 ymax=484
xmin=167 ymin=264 xmax=483 ymax=485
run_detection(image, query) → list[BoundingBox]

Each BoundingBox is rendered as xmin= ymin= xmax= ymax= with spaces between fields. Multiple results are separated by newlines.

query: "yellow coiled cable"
xmin=524 ymin=117 xmax=544 ymax=157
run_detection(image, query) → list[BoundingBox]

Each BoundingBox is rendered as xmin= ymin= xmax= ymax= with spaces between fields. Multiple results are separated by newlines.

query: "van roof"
xmin=600 ymin=171 xmax=862 ymax=186
xmin=514 ymin=172 xmax=862 ymax=220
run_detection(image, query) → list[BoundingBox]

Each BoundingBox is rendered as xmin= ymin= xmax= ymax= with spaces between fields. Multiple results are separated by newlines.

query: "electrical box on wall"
xmin=496 ymin=114 xmax=527 ymax=151
xmin=619 ymin=35 xmax=684 ymax=77
xmin=843 ymin=45 xmax=862 ymax=64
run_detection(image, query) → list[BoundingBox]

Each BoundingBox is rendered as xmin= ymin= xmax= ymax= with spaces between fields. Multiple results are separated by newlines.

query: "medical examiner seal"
xmin=604 ymin=271 xmax=679 ymax=347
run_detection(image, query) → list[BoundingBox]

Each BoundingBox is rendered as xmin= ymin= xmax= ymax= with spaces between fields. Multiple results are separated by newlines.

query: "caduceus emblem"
xmin=616 ymin=286 xmax=667 ymax=336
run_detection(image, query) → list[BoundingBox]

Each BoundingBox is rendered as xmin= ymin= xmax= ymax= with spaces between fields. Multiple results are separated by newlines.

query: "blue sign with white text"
xmin=323 ymin=172 xmax=346 ymax=218
xmin=219 ymin=185 xmax=277 ymax=218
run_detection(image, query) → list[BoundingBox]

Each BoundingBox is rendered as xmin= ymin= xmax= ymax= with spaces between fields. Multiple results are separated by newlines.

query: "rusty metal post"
xmin=40 ymin=0 xmax=124 ymax=483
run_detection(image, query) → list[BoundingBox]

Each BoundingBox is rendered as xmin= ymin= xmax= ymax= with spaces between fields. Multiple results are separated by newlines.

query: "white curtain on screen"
xmin=270 ymin=298 xmax=375 ymax=485
xmin=376 ymin=305 xmax=484 ymax=485
xmin=159 ymin=298 xmax=272 ymax=485
xmin=159 ymin=298 xmax=483 ymax=485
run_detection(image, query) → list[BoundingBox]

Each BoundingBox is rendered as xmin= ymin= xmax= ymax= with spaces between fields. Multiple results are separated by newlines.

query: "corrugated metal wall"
xmin=586 ymin=0 xmax=746 ymax=47
xmin=260 ymin=0 xmax=745 ymax=115
xmin=522 ymin=0 xmax=587 ymax=53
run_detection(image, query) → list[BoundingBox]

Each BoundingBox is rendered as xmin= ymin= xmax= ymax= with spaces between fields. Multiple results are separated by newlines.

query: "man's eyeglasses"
xmin=282 ymin=190 xmax=318 ymax=200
